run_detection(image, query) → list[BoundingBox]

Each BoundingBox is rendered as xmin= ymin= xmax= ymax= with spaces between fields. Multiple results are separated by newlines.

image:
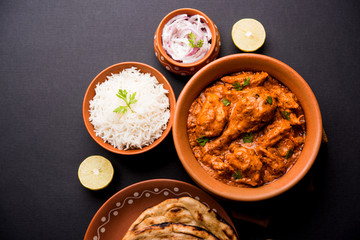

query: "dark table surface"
xmin=1 ymin=0 xmax=360 ymax=239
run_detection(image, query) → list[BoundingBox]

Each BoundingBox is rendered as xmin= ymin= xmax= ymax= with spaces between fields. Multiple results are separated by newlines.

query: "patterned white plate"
xmin=84 ymin=179 xmax=236 ymax=240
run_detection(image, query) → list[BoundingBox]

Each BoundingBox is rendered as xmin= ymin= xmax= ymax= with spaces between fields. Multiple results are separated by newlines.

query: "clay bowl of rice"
xmin=83 ymin=62 xmax=176 ymax=155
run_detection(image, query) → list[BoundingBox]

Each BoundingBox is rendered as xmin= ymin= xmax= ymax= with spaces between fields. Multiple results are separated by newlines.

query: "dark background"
xmin=1 ymin=0 xmax=360 ymax=239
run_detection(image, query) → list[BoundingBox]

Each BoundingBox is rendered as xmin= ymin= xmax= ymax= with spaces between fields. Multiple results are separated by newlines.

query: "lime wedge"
xmin=78 ymin=155 xmax=114 ymax=190
xmin=231 ymin=18 xmax=266 ymax=52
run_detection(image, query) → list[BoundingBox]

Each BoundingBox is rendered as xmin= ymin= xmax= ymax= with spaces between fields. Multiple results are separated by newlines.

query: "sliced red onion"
xmin=162 ymin=14 xmax=212 ymax=64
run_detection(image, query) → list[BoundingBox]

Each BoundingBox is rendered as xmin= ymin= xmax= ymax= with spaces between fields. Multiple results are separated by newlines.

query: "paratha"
xmin=122 ymin=197 xmax=237 ymax=240
xmin=124 ymin=222 xmax=219 ymax=240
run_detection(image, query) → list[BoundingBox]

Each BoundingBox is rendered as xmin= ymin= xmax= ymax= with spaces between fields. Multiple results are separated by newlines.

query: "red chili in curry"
xmin=187 ymin=71 xmax=306 ymax=187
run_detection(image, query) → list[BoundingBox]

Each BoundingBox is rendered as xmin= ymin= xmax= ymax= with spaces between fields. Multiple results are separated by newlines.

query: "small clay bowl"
xmin=173 ymin=53 xmax=322 ymax=201
xmin=83 ymin=62 xmax=176 ymax=155
xmin=154 ymin=8 xmax=221 ymax=76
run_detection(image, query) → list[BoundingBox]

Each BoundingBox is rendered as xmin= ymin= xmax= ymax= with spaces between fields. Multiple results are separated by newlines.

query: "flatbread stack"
xmin=122 ymin=196 xmax=238 ymax=240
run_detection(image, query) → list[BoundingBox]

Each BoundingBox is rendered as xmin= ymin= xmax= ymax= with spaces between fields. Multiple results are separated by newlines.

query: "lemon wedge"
xmin=78 ymin=155 xmax=114 ymax=190
xmin=231 ymin=18 xmax=266 ymax=52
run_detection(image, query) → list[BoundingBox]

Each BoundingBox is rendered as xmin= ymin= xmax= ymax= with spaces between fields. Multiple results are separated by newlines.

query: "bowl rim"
xmin=82 ymin=61 xmax=176 ymax=155
xmin=155 ymin=8 xmax=218 ymax=67
xmin=173 ymin=53 xmax=322 ymax=201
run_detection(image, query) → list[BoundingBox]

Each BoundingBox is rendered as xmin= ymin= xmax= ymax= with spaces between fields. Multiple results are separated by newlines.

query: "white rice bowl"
xmin=89 ymin=67 xmax=170 ymax=150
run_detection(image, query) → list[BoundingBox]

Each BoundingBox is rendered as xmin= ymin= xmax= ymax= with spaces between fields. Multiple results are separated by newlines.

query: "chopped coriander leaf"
xmin=196 ymin=39 xmax=204 ymax=48
xmin=243 ymin=133 xmax=254 ymax=143
xmin=196 ymin=136 xmax=209 ymax=147
xmin=281 ymin=110 xmax=290 ymax=120
xmin=222 ymin=98 xmax=231 ymax=106
xmin=188 ymin=32 xmax=196 ymax=47
xmin=232 ymin=81 xmax=243 ymax=91
xmin=285 ymin=149 xmax=294 ymax=159
xmin=233 ymin=170 xmax=243 ymax=180
xmin=188 ymin=32 xmax=203 ymax=48
xmin=113 ymin=105 xmax=128 ymax=114
xmin=266 ymin=96 xmax=273 ymax=105
xmin=232 ymin=77 xmax=251 ymax=91
xmin=243 ymin=77 xmax=251 ymax=87
xmin=113 ymin=89 xmax=137 ymax=114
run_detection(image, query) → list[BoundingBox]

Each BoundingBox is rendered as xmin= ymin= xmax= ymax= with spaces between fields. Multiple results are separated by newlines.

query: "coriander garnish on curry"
xmin=187 ymin=71 xmax=305 ymax=187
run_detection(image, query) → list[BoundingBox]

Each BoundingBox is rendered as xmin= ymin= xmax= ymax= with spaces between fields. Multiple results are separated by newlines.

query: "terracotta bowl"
xmin=83 ymin=62 xmax=176 ymax=155
xmin=173 ymin=53 xmax=322 ymax=201
xmin=154 ymin=8 xmax=221 ymax=76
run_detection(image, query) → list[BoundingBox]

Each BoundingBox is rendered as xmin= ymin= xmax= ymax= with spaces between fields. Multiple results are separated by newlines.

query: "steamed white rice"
xmin=89 ymin=67 xmax=170 ymax=150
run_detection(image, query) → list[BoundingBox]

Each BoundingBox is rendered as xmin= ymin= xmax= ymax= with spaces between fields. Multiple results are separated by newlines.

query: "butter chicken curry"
xmin=187 ymin=71 xmax=305 ymax=187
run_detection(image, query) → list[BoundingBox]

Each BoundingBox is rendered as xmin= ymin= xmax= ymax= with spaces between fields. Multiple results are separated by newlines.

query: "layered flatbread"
xmin=122 ymin=197 xmax=237 ymax=240
xmin=124 ymin=222 xmax=219 ymax=240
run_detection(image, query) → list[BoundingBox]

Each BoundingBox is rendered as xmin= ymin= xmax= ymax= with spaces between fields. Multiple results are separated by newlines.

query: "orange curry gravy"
xmin=187 ymin=71 xmax=306 ymax=187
